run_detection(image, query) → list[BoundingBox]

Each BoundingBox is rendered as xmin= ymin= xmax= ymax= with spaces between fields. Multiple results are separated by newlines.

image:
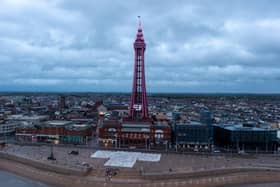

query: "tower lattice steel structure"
xmin=129 ymin=18 xmax=149 ymax=120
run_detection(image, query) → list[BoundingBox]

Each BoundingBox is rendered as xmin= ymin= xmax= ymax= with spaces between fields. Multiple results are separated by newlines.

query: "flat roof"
xmin=217 ymin=124 xmax=276 ymax=132
xmin=122 ymin=123 xmax=151 ymax=128
xmin=8 ymin=114 xmax=48 ymax=120
xmin=176 ymin=121 xmax=205 ymax=126
xmin=46 ymin=120 xmax=72 ymax=126
xmin=18 ymin=120 xmax=92 ymax=129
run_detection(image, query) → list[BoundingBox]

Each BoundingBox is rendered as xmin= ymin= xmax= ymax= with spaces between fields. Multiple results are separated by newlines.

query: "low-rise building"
xmin=0 ymin=121 xmax=20 ymax=136
xmin=16 ymin=120 xmax=93 ymax=144
xmin=174 ymin=121 xmax=213 ymax=151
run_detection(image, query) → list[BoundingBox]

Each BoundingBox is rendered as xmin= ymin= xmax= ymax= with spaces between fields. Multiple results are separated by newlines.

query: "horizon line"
xmin=0 ymin=91 xmax=280 ymax=95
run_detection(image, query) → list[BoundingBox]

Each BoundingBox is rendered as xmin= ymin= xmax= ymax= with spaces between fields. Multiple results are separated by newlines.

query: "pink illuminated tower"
xmin=129 ymin=17 xmax=149 ymax=120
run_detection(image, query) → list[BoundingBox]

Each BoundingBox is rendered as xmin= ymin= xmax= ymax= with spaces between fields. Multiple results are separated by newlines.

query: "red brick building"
xmin=98 ymin=118 xmax=171 ymax=148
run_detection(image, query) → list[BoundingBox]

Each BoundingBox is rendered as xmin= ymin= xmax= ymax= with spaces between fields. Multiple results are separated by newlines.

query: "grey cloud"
xmin=0 ymin=0 xmax=280 ymax=92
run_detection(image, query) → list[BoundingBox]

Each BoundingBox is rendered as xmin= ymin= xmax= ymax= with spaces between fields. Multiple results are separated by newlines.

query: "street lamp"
xmin=165 ymin=140 xmax=168 ymax=152
xmin=48 ymin=139 xmax=59 ymax=160
xmin=115 ymin=134 xmax=118 ymax=149
xmin=145 ymin=134 xmax=149 ymax=150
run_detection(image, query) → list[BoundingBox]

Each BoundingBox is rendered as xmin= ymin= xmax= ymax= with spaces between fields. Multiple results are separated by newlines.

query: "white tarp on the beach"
xmin=91 ymin=150 xmax=161 ymax=168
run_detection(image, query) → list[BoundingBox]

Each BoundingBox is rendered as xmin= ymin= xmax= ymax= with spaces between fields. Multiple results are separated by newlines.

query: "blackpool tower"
xmin=129 ymin=17 xmax=149 ymax=120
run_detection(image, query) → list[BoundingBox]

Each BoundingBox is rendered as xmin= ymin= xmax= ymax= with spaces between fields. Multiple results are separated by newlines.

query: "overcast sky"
xmin=0 ymin=0 xmax=280 ymax=93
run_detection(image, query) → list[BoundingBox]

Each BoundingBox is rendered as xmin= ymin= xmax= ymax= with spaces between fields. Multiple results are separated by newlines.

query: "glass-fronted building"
xmin=214 ymin=124 xmax=278 ymax=152
xmin=174 ymin=121 xmax=213 ymax=151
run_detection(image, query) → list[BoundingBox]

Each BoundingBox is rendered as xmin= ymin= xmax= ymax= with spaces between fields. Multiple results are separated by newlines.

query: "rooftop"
xmin=18 ymin=120 xmax=92 ymax=130
xmin=176 ymin=121 xmax=205 ymax=126
xmin=216 ymin=124 xmax=276 ymax=132
xmin=46 ymin=120 xmax=72 ymax=126
xmin=7 ymin=114 xmax=48 ymax=121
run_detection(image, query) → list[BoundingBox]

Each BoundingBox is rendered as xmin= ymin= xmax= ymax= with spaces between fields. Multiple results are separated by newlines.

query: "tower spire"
xmin=136 ymin=16 xmax=144 ymax=42
xmin=138 ymin=16 xmax=142 ymax=30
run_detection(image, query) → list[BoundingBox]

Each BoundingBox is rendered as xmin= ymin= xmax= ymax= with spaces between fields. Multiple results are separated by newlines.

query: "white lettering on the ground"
xmin=91 ymin=150 xmax=161 ymax=168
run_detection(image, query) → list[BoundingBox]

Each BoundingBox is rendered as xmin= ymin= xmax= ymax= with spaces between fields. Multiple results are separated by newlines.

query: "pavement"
xmin=2 ymin=144 xmax=280 ymax=175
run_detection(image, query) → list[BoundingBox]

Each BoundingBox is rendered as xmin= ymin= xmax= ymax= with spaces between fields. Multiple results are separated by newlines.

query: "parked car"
xmin=68 ymin=150 xmax=79 ymax=155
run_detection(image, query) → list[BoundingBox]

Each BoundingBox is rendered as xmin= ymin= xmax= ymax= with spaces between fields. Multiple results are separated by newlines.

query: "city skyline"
xmin=1 ymin=0 xmax=280 ymax=93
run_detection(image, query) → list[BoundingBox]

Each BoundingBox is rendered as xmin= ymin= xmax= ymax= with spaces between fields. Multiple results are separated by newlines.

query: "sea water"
xmin=0 ymin=170 xmax=51 ymax=187
xmin=224 ymin=183 xmax=280 ymax=187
